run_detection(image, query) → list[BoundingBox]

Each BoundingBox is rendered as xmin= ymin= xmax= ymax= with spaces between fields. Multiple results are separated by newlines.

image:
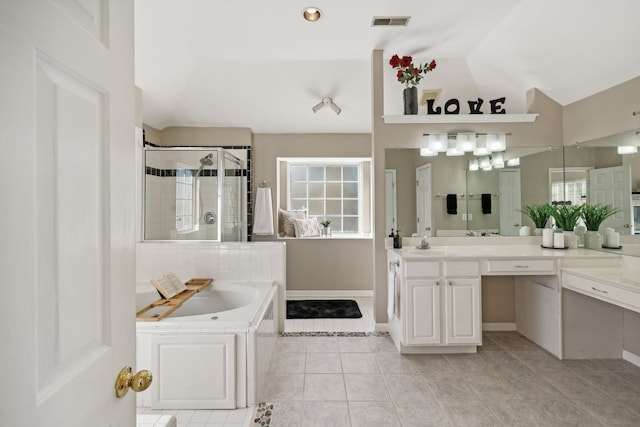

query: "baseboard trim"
xmin=286 ymin=290 xmax=373 ymax=298
xmin=375 ymin=323 xmax=389 ymax=333
xmin=623 ymin=350 xmax=640 ymax=368
xmin=482 ymin=322 xmax=517 ymax=331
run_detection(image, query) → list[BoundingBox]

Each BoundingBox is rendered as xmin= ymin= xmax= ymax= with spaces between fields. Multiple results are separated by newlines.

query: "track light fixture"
xmin=312 ymin=97 xmax=341 ymax=115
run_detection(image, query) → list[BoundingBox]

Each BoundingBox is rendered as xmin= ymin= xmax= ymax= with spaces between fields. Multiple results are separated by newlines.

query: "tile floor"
xmin=139 ymin=298 xmax=640 ymax=426
xmin=263 ymin=331 xmax=640 ymax=426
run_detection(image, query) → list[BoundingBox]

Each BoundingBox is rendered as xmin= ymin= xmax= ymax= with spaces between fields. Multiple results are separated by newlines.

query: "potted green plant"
xmin=518 ymin=204 xmax=551 ymax=234
xmin=548 ymin=204 xmax=583 ymax=232
xmin=320 ymin=220 xmax=331 ymax=237
xmin=581 ymin=204 xmax=621 ymax=248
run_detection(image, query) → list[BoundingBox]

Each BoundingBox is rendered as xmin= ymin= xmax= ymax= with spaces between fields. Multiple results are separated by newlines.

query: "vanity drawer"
xmin=563 ymin=273 xmax=640 ymax=313
xmin=405 ymin=261 xmax=440 ymax=278
xmin=443 ymin=261 xmax=480 ymax=277
xmin=486 ymin=259 xmax=555 ymax=274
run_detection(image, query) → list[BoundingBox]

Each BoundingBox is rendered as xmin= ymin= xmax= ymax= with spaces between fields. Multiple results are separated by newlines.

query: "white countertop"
xmin=561 ymin=266 xmax=640 ymax=294
xmin=389 ymin=245 xmax=622 ymax=260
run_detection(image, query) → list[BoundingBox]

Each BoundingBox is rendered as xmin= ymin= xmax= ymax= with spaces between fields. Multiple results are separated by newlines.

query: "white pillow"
xmin=278 ymin=208 xmax=306 ymax=237
xmin=292 ymin=217 xmax=321 ymax=238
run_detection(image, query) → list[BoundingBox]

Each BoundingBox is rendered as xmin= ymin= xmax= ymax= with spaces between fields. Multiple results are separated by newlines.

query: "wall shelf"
xmin=382 ymin=114 xmax=539 ymax=124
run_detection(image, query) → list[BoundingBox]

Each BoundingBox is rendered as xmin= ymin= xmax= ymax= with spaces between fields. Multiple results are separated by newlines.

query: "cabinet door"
xmin=406 ymin=279 xmax=441 ymax=344
xmin=445 ymin=278 xmax=481 ymax=344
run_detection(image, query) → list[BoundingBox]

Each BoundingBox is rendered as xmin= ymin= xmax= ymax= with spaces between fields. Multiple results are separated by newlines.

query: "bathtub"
xmin=135 ymin=280 xmax=278 ymax=410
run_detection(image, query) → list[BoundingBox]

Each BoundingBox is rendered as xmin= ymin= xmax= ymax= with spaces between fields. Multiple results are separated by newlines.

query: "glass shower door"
xmin=221 ymin=150 xmax=244 ymax=241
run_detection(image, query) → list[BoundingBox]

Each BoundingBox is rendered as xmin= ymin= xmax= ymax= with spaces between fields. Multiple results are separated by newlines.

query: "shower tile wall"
xmin=136 ymin=242 xmax=286 ymax=285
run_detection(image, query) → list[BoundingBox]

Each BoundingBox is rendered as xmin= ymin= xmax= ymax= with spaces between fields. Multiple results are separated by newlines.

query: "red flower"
xmin=389 ymin=53 xmax=437 ymax=87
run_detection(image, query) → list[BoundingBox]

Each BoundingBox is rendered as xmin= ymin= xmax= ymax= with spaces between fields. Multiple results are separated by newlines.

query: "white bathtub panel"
xmin=150 ymin=334 xmax=236 ymax=409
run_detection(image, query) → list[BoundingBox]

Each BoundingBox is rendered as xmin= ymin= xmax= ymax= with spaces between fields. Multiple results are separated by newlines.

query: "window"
xmin=175 ymin=163 xmax=199 ymax=234
xmin=278 ymin=158 xmax=372 ymax=236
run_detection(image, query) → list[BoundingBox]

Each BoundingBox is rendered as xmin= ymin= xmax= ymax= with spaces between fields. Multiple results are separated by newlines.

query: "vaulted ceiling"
xmin=135 ymin=0 xmax=640 ymax=134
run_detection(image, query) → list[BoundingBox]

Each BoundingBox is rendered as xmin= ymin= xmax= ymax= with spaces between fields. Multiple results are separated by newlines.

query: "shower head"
xmin=200 ymin=153 xmax=214 ymax=166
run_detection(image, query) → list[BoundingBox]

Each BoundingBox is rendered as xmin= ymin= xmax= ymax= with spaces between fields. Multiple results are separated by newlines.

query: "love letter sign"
xmin=426 ymin=97 xmax=506 ymax=115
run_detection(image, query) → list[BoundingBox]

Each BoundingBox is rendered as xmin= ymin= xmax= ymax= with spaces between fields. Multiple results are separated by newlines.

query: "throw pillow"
xmin=278 ymin=208 xmax=307 ymax=237
xmin=292 ymin=217 xmax=322 ymax=238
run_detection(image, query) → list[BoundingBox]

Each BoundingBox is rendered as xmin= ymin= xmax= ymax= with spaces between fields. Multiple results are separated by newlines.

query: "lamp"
xmin=312 ymin=97 xmax=341 ymax=115
xmin=427 ymin=133 xmax=448 ymax=152
xmin=455 ymin=132 xmax=476 ymax=152
xmin=446 ymin=140 xmax=464 ymax=156
xmin=420 ymin=148 xmax=438 ymax=157
xmin=486 ymin=133 xmax=506 ymax=152
xmin=473 ymin=137 xmax=491 ymax=156
xmin=479 ymin=156 xmax=491 ymax=169
xmin=491 ymin=152 xmax=504 ymax=168
xmin=302 ymin=7 xmax=322 ymax=21
xmin=506 ymin=157 xmax=520 ymax=167
xmin=618 ymin=145 xmax=638 ymax=154
xmin=468 ymin=159 xmax=479 ymax=171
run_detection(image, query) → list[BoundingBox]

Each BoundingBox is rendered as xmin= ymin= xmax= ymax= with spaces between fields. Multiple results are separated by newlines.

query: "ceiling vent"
xmin=372 ymin=16 xmax=411 ymax=27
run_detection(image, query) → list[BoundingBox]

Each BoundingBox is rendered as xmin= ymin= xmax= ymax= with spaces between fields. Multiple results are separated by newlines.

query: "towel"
xmin=387 ymin=270 xmax=396 ymax=319
xmin=446 ymin=194 xmax=457 ymax=215
xmin=253 ymin=187 xmax=274 ymax=235
xmin=481 ymin=193 xmax=492 ymax=214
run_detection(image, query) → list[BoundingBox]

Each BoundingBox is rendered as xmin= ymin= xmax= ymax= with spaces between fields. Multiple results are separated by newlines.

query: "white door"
xmin=416 ymin=164 xmax=433 ymax=237
xmin=1 ymin=1 xmax=136 ymax=426
xmin=445 ymin=278 xmax=481 ymax=344
xmin=499 ymin=169 xmax=522 ymax=236
xmin=588 ymin=166 xmax=633 ymax=234
xmin=385 ymin=169 xmax=397 ymax=236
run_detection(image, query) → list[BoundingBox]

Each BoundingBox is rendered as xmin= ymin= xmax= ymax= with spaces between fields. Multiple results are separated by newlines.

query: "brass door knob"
xmin=115 ymin=366 xmax=153 ymax=398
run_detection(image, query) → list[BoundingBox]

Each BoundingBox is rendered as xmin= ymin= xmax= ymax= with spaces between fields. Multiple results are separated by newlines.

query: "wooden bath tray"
xmin=136 ymin=278 xmax=213 ymax=322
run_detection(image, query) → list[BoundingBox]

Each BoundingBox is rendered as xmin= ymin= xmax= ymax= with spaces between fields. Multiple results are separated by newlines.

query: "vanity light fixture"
xmin=468 ymin=159 xmax=479 ymax=171
xmin=486 ymin=133 xmax=507 ymax=152
xmin=618 ymin=145 xmax=638 ymax=154
xmin=506 ymin=157 xmax=520 ymax=167
xmin=446 ymin=140 xmax=464 ymax=156
xmin=455 ymin=132 xmax=476 ymax=152
xmin=491 ymin=152 xmax=505 ymax=168
xmin=478 ymin=156 xmax=491 ymax=169
xmin=420 ymin=148 xmax=438 ymax=157
xmin=303 ymin=7 xmax=322 ymax=21
xmin=473 ymin=138 xmax=491 ymax=156
xmin=427 ymin=133 xmax=448 ymax=152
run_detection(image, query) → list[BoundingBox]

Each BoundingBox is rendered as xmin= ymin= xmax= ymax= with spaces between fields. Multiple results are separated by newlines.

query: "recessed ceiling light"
xmin=303 ymin=7 xmax=322 ymax=22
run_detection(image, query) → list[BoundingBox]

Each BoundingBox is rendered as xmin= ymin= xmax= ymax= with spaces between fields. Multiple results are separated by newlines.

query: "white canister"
xmin=553 ymin=231 xmax=565 ymax=248
xmin=519 ymin=226 xmax=531 ymax=236
xmin=607 ymin=232 xmax=620 ymax=248
xmin=542 ymin=228 xmax=554 ymax=248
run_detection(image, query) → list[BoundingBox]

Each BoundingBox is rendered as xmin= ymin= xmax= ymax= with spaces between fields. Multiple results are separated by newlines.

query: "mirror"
xmin=563 ymin=129 xmax=640 ymax=255
xmin=143 ymin=147 xmax=249 ymax=241
xmin=385 ymin=146 xmax=563 ymax=237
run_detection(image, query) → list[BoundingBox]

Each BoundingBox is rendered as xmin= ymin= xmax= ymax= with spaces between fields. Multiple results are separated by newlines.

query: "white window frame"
xmin=277 ymin=157 xmax=372 ymax=238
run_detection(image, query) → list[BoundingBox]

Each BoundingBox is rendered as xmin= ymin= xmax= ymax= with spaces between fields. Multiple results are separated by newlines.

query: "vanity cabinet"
xmin=395 ymin=259 xmax=481 ymax=353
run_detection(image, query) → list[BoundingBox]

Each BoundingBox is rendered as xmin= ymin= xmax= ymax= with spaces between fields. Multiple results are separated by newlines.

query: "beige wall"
xmin=252 ymin=133 xmax=373 ymax=291
xmin=143 ymin=125 xmax=252 ymax=147
xmin=482 ymin=277 xmax=516 ymax=323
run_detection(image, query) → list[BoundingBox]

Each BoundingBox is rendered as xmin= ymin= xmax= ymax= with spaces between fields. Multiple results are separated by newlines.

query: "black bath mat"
xmin=286 ymin=300 xmax=362 ymax=319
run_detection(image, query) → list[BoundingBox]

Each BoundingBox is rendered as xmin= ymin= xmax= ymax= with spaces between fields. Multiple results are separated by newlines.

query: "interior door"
xmin=0 ymin=1 xmax=136 ymax=425
xmin=416 ymin=164 xmax=433 ymax=237
xmin=588 ymin=166 xmax=632 ymax=234
xmin=385 ymin=169 xmax=397 ymax=236
xmin=499 ymin=169 xmax=522 ymax=235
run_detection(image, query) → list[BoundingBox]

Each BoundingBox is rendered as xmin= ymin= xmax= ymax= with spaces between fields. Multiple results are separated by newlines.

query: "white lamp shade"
xmin=473 ymin=138 xmax=491 ymax=155
xmin=456 ymin=132 xmax=476 ymax=152
xmin=469 ymin=159 xmax=479 ymax=171
xmin=618 ymin=145 xmax=638 ymax=154
xmin=491 ymin=152 xmax=504 ymax=168
xmin=506 ymin=157 xmax=520 ymax=167
xmin=486 ymin=133 xmax=506 ymax=152
xmin=420 ymin=148 xmax=438 ymax=157
xmin=428 ymin=133 xmax=448 ymax=152
xmin=479 ymin=156 xmax=491 ymax=169
xmin=446 ymin=140 xmax=464 ymax=156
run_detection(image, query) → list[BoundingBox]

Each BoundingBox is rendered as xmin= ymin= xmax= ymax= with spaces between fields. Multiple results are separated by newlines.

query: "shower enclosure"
xmin=143 ymin=147 xmax=247 ymax=241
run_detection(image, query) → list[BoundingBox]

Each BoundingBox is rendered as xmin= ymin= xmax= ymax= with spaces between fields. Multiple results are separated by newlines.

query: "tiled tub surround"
xmin=135 ymin=242 xmax=287 ymax=412
xmin=136 ymin=281 xmax=278 ymax=410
